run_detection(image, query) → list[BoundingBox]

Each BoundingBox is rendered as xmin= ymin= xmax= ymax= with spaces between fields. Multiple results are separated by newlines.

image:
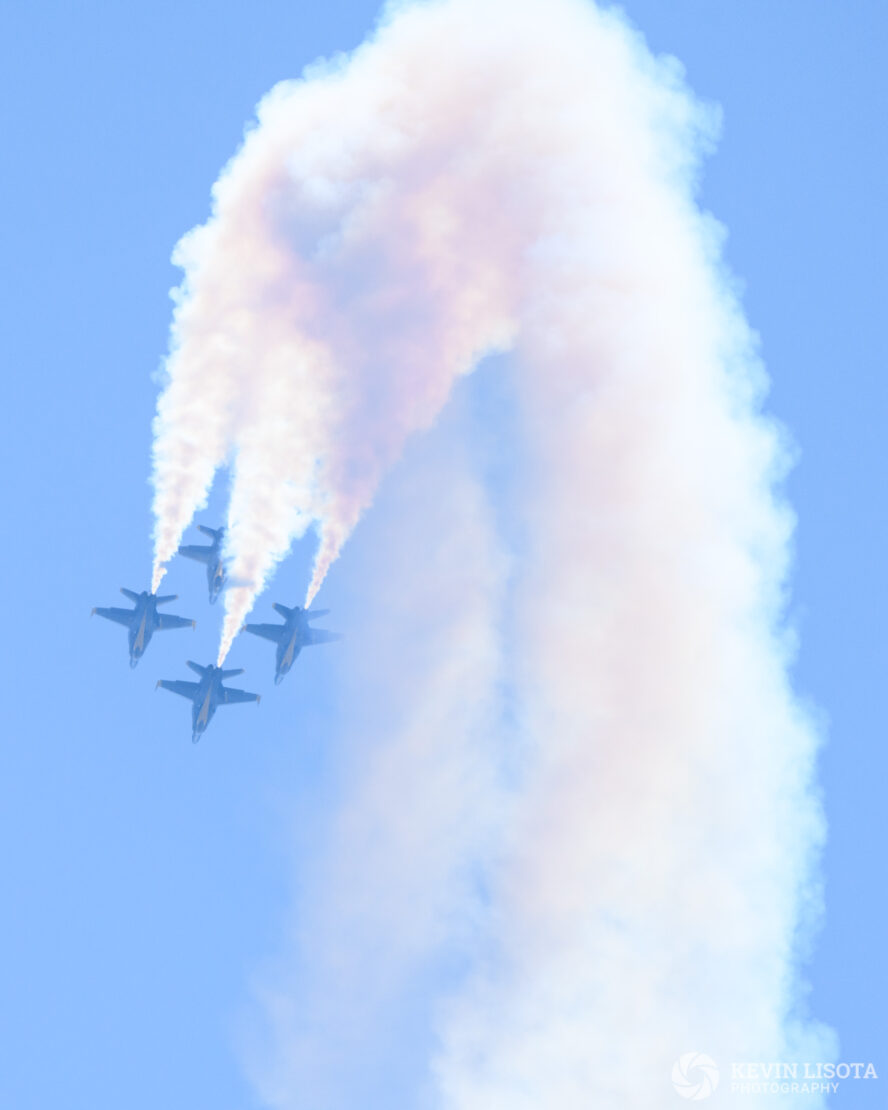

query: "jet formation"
xmin=93 ymin=524 xmax=341 ymax=741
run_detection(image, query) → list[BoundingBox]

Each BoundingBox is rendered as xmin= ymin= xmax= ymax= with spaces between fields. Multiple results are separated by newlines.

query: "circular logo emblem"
xmin=672 ymin=1052 xmax=720 ymax=1100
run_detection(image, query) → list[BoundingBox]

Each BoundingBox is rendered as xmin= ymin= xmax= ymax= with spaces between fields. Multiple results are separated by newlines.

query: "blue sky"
xmin=0 ymin=1 xmax=884 ymax=1106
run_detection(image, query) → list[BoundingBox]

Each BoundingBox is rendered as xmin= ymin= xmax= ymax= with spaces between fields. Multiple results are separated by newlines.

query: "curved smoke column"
xmin=151 ymin=0 xmax=832 ymax=1103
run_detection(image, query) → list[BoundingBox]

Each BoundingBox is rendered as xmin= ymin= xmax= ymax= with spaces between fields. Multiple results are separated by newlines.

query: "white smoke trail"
xmin=151 ymin=17 xmax=518 ymax=656
xmin=430 ymin=34 xmax=833 ymax=1092
xmin=246 ymin=412 xmax=510 ymax=1107
xmin=150 ymin=218 xmax=260 ymax=592
xmin=149 ymin=0 xmax=832 ymax=1101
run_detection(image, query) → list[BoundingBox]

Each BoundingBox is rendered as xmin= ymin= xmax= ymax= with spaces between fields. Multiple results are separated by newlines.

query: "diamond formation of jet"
xmin=94 ymin=525 xmax=341 ymax=741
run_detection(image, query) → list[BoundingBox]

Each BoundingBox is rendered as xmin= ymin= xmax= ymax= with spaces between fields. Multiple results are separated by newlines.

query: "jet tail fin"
xmin=120 ymin=587 xmax=140 ymax=602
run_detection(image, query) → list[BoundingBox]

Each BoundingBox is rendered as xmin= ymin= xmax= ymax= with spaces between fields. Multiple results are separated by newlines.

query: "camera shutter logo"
xmin=672 ymin=1052 xmax=720 ymax=1100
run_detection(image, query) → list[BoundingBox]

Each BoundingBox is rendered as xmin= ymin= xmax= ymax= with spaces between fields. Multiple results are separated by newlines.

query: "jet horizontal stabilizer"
xmin=120 ymin=587 xmax=141 ymax=602
xmin=186 ymin=660 xmax=209 ymax=675
xmin=155 ymin=593 xmax=179 ymax=604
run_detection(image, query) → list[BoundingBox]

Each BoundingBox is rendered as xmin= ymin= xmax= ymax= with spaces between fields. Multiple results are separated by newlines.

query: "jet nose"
xmin=274 ymin=673 xmax=284 ymax=686
xmin=130 ymin=656 xmax=139 ymax=669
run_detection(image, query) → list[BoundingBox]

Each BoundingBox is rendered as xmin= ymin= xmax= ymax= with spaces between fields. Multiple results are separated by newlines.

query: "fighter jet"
xmin=243 ymin=603 xmax=341 ymax=685
xmin=178 ymin=525 xmax=227 ymax=603
xmin=156 ymin=661 xmax=260 ymax=743
xmin=92 ymin=588 xmax=195 ymax=668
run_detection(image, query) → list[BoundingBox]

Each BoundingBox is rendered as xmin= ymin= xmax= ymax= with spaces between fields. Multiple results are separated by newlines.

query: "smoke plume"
xmin=150 ymin=0 xmax=831 ymax=1103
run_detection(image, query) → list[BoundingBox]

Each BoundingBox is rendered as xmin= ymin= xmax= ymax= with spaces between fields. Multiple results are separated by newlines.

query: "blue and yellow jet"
xmin=156 ymin=661 xmax=260 ymax=742
xmin=178 ymin=524 xmax=227 ymax=603
xmin=92 ymin=588 xmax=195 ymax=668
xmin=243 ymin=603 xmax=341 ymax=685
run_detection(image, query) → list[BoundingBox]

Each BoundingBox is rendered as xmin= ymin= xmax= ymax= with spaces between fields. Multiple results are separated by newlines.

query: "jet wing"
xmin=243 ymin=622 xmax=286 ymax=643
xmin=307 ymin=629 xmax=342 ymax=645
xmin=155 ymin=613 xmax=195 ymax=631
xmin=221 ymin=686 xmax=260 ymax=705
xmin=157 ymin=679 xmax=201 ymax=701
xmin=93 ymin=606 xmax=134 ymax=627
xmin=178 ymin=543 xmax=213 ymax=564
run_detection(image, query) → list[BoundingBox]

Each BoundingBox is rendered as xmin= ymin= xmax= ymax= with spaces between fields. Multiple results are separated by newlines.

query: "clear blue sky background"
xmin=0 ymin=2 xmax=884 ymax=1106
